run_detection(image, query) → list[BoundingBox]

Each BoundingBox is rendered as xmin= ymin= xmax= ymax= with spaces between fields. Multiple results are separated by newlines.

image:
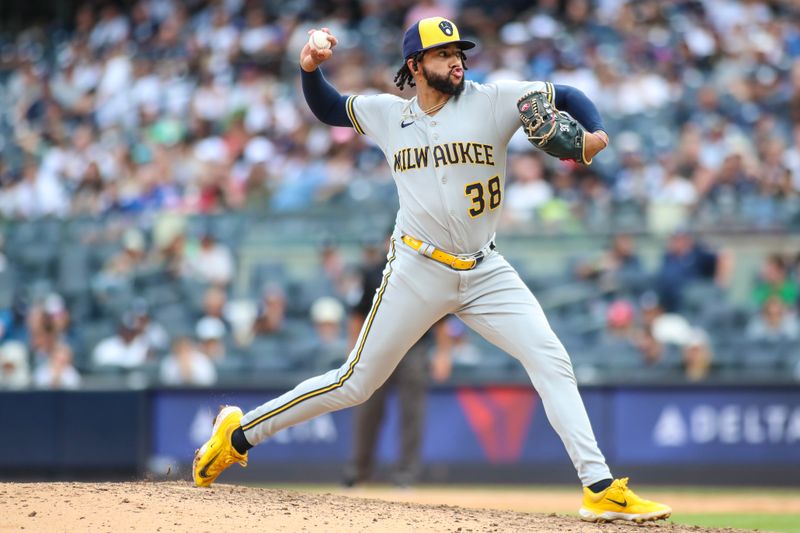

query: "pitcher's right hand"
xmin=300 ymin=28 xmax=338 ymax=72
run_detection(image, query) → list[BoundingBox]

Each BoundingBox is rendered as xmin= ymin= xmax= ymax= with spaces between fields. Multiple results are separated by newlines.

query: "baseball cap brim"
xmin=415 ymin=39 xmax=475 ymax=57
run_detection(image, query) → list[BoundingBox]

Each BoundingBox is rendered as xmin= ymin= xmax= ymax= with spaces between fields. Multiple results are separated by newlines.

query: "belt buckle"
xmin=452 ymin=254 xmax=478 ymax=270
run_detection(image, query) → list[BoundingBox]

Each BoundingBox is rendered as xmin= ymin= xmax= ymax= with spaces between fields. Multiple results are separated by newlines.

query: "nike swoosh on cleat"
xmin=606 ymin=497 xmax=627 ymax=507
xmin=199 ymin=450 xmax=222 ymax=478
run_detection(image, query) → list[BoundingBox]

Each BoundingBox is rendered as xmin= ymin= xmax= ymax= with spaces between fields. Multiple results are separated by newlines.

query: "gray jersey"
xmin=347 ymin=80 xmax=548 ymax=254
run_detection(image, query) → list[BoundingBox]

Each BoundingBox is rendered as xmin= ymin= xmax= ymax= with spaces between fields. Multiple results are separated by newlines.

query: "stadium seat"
xmin=0 ymin=269 xmax=15 ymax=308
xmin=177 ymin=277 xmax=211 ymax=316
xmin=249 ymin=262 xmax=288 ymax=295
xmin=57 ymin=246 xmax=91 ymax=298
xmin=682 ymin=281 xmax=726 ymax=319
xmin=151 ymin=304 xmax=194 ymax=338
xmin=739 ymin=339 xmax=788 ymax=379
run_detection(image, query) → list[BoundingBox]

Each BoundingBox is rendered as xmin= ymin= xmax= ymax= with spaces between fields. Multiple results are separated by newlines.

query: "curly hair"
xmin=394 ymin=50 xmax=468 ymax=91
xmin=394 ymin=52 xmax=424 ymax=91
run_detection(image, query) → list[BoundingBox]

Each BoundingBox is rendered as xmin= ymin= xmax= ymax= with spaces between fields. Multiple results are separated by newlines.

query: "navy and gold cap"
xmin=402 ymin=17 xmax=476 ymax=59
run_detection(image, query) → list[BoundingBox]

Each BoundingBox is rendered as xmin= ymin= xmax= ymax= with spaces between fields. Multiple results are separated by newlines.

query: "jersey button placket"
xmin=429 ymin=124 xmax=455 ymax=249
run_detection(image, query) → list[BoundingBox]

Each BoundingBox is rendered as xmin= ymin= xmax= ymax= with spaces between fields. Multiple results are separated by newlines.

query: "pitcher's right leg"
xmin=194 ymin=239 xmax=456 ymax=486
xmin=239 ymin=239 xmax=456 ymax=446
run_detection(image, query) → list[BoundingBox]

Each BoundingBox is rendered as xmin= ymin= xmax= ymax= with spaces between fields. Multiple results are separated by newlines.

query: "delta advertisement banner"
xmin=150 ymin=387 xmax=800 ymax=466
xmin=614 ymin=388 xmax=800 ymax=464
xmin=151 ymin=387 xmax=609 ymax=465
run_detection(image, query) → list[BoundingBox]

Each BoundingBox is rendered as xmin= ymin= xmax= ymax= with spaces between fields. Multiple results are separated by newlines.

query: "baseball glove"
xmin=517 ymin=91 xmax=591 ymax=164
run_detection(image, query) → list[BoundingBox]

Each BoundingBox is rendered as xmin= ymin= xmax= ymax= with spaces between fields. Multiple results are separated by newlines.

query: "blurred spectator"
xmin=641 ymin=292 xmax=694 ymax=343
xmin=33 ymin=342 xmax=81 ymax=390
xmin=92 ymin=313 xmax=150 ymax=368
xmin=184 ymin=230 xmax=235 ymax=287
xmin=575 ymin=233 xmax=645 ymax=293
xmin=195 ymin=316 xmax=227 ymax=362
xmin=157 ymin=229 xmax=188 ymax=280
xmin=130 ymin=299 xmax=169 ymax=353
xmin=160 ymin=336 xmax=217 ymax=386
xmin=751 ymin=254 xmax=798 ymax=308
xmin=656 ymin=230 xmax=732 ymax=312
xmin=223 ymin=298 xmax=258 ymax=347
xmin=504 ymin=152 xmax=552 ymax=223
xmin=648 ymin=155 xmax=698 ymax=233
xmin=613 ymin=148 xmax=662 ymax=206
xmin=681 ymin=328 xmax=713 ymax=383
xmin=605 ymin=300 xmax=638 ymax=341
xmin=746 ymin=297 xmax=800 ymax=342
xmin=433 ymin=316 xmax=481 ymax=370
xmin=42 ymin=293 xmax=73 ymax=340
xmin=315 ymin=238 xmax=348 ymax=300
xmin=405 ymin=0 xmax=455 ymax=29
xmin=0 ymin=294 xmax=30 ymax=344
xmin=102 ymin=228 xmax=148 ymax=278
xmin=197 ymin=286 xmax=231 ymax=332
xmin=0 ymin=341 xmax=31 ymax=389
xmin=0 ymin=0 xmax=797 ymax=234
xmin=306 ymin=296 xmax=348 ymax=370
xmin=594 ymin=300 xmax=647 ymax=370
xmin=637 ymin=291 xmax=693 ymax=367
xmin=1 ymin=160 xmax=69 ymax=220
xmin=27 ymin=295 xmax=77 ymax=367
xmin=253 ymin=284 xmax=288 ymax=337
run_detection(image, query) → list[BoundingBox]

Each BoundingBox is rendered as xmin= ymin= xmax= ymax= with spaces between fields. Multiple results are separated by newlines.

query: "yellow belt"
xmin=401 ymin=235 xmax=490 ymax=271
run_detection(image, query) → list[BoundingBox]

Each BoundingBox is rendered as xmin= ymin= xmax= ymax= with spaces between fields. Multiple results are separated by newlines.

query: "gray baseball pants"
xmin=240 ymin=237 xmax=612 ymax=486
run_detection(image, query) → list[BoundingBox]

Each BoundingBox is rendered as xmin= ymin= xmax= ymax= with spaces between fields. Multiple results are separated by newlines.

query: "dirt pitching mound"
xmin=1 ymin=481 xmax=746 ymax=533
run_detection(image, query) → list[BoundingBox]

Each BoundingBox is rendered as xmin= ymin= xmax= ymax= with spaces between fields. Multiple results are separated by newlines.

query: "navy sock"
xmin=231 ymin=427 xmax=253 ymax=454
xmin=588 ymin=478 xmax=613 ymax=493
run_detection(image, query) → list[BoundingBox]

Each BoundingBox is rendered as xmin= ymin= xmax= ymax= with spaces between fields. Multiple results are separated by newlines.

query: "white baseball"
xmin=309 ymin=30 xmax=331 ymax=50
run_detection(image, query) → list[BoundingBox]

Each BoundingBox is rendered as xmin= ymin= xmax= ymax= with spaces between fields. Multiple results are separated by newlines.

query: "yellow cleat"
xmin=579 ymin=477 xmax=671 ymax=522
xmin=193 ymin=406 xmax=248 ymax=487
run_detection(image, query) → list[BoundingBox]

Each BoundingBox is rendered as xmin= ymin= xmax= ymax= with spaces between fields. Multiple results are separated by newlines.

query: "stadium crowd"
xmin=0 ymin=0 xmax=799 ymax=389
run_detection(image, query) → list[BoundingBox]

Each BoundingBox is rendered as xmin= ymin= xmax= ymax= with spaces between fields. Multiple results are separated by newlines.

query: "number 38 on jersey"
xmin=464 ymin=175 xmax=501 ymax=217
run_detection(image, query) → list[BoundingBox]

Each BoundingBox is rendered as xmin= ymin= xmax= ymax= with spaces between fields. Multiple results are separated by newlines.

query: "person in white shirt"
xmin=185 ymin=231 xmax=235 ymax=287
xmin=160 ymin=337 xmax=217 ymax=386
xmin=34 ymin=342 xmax=81 ymax=390
xmin=503 ymin=152 xmax=553 ymax=224
xmin=92 ymin=313 xmax=150 ymax=369
xmin=195 ymin=316 xmax=227 ymax=362
xmin=0 ymin=341 xmax=31 ymax=390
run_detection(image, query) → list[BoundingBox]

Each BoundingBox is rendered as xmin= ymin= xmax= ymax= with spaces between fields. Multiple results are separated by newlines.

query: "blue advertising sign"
xmin=614 ymin=389 xmax=800 ymax=463
xmin=151 ymin=387 xmax=610 ymax=465
xmin=152 ymin=391 xmax=354 ymax=463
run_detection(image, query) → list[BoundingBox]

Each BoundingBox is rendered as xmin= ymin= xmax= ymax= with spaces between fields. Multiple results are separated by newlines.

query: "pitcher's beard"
xmin=422 ymin=66 xmax=465 ymax=96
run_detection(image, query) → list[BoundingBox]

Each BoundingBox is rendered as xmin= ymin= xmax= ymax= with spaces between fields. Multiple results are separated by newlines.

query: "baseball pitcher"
xmin=193 ymin=17 xmax=671 ymax=523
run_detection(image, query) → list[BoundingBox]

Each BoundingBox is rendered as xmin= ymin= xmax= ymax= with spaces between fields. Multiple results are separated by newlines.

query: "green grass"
xmin=669 ymin=513 xmax=800 ymax=533
xmin=255 ymin=484 xmax=800 ymax=532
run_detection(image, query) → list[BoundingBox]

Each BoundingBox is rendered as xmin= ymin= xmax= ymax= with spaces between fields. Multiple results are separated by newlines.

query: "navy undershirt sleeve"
xmin=553 ymin=84 xmax=605 ymax=133
xmin=301 ymin=68 xmax=352 ymax=127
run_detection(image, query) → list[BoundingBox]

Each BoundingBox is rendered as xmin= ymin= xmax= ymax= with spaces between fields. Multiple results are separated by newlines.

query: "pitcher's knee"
xmin=517 ymin=339 xmax=577 ymax=382
xmin=338 ymin=374 xmax=377 ymax=406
